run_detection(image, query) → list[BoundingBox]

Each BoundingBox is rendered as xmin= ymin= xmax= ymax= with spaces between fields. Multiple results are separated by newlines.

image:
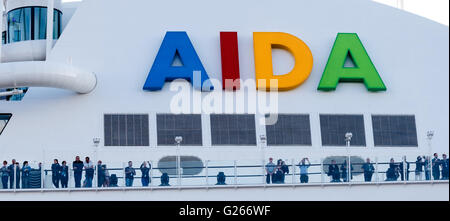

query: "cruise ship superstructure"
xmin=0 ymin=0 xmax=448 ymax=200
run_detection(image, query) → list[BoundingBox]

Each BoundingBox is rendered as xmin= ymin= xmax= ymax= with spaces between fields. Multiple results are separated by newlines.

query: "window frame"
xmin=0 ymin=114 xmax=13 ymax=135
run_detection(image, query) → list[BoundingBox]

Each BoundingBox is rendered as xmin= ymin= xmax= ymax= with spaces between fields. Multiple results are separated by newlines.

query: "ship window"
xmin=372 ymin=115 xmax=418 ymax=147
xmin=104 ymin=114 xmax=149 ymax=146
xmin=210 ymin=114 xmax=256 ymax=145
xmin=320 ymin=114 xmax=366 ymax=146
xmin=156 ymin=114 xmax=202 ymax=146
xmin=2 ymin=31 xmax=6 ymax=44
xmin=265 ymin=114 xmax=312 ymax=146
xmin=7 ymin=7 xmax=62 ymax=43
xmin=0 ymin=114 xmax=12 ymax=135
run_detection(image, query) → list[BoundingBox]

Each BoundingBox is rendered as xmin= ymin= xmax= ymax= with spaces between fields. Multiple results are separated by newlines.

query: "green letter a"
xmin=318 ymin=33 xmax=386 ymax=91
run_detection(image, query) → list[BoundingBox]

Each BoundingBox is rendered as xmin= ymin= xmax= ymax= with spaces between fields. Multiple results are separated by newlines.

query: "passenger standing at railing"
xmin=125 ymin=161 xmax=136 ymax=187
xmin=415 ymin=156 xmax=424 ymax=181
xmin=97 ymin=160 xmax=105 ymax=188
xmin=441 ymin=154 xmax=449 ymax=180
xmin=265 ymin=158 xmax=276 ymax=184
xmin=424 ymin=156 xmax=431 ymax=181
xmin=328 ymin=160 xmax=340 ymax=182
xmin=72 ymin=156 xmax=84 ymax=188
xmin=386 ymin=158 xmax=400 ymax=181
xmin=140 ymin=161 xmax=151 ymax=187
xmin=21 ymin=161 xmax=31 ymax=189
xmin=1 ymin=161 xmax=9 ymax=189
xmin=60 ymin=161 xmax=69 ymax=188
xmin=341 ymin=160 xmax=353 ymax=182
xmin=103 ymin=165 xmax=110 ymax=187
xmin=298 ymin=158 xmax=311 ymax=183
xmin=432 ymin=153 xmax=441 ymax=180
xmin=399 ymin=157 xmax=410 ymax=181
xmin=83 ymin=157 xmax=94 ymax=188
xmin=362 ymin=158 xmax=375 ymax=182
xmin=8 ymin=159 xmax=20 ymax=189
xmin=51 ymin=159 xmax=61 ymax=188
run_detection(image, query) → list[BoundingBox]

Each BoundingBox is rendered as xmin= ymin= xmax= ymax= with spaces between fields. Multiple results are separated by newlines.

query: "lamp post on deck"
xmin=345 ymin=132 xmax=352 ymax=182
xmin=175 ymin=136 xmax=183 ymax=186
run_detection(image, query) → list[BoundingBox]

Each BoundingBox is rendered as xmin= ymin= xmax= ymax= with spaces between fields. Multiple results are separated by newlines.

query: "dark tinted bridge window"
xmin=104 ymin=114 xmax=149 ymax=146
xmin=211 ymin=114 xmax=256 ymax=145
xmin=372 ymin=115 xmax=418 ymax=147
xmin=266 ymin=114 xmax=311 ymax=146
xmin=157 ymin=114 xmax=202 ymax=146
xmin=320 ymin=114 xmax=366 ymax=146
xmin=0 ymin=114 xmax=12 ymax=135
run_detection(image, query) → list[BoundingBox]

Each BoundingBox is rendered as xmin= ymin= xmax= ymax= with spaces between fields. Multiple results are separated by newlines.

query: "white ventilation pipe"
xmin=0 ymin=61 xmax=97 ymax=94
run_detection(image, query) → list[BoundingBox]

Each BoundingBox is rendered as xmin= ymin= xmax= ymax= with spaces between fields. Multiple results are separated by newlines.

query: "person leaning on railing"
xmin=328 ymin=160 xmax=340 ymax=182
xmin=72 ymin=156 xmax=84 ymax=188
xmin=125 ymin=161 xmax=136 ymax=187
xmin=21 ymin=161 xmax=31 ymax=189
xmin=362 ymin=158 xmax=375 ymax=182
xmin=415 ymin=156 xmax=424 ymax=181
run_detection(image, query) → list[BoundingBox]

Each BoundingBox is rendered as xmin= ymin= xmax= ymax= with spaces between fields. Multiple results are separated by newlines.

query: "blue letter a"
xmin=143 ymin=32 xmax=213 ymax=91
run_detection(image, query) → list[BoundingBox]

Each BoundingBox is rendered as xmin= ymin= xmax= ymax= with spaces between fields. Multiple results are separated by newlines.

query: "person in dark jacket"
xmin=432 ymin=153 xmax=441 ymax=180
xmin=341 ymin=160 xmax=354 ymax=182
xmin=441 ymin=154 xmax=449 ymax=180
xmin=125 ymin=161 xmax=136 ymax=187
xmin=21 ymin=161 xmax=31 ymax=189
xmin=1 ymin=161 xmax=9 ymax=189
xmin=362 ymin=158 xmax=375 ymax=182
xmin=328 ymin=160 xmax=340 ymax=182
xmin=386 ymin=158 xmax=399 ymax=181
xmin=8 ymin=159 xmax=20 ymax=189
xmin=51 ymin=159 xmax=61 ymax=188
xmin=281 ymin=160 xmax=289 ymax=179
xmin=140 ymin=161 xmax=151 ymax=187
xmin=415 ymin=156 xmax=424 ymax=181
xmin=60 ymin=161 xmax=69 ymax=188
xmin=97 ymin=160 xmax=105 ymax=188
xmin=72 ymin=156 xmax=84 ymax=188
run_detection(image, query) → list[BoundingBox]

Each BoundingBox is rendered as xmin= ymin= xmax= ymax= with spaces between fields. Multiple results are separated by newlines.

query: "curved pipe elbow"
xmin=0 ymin=61 xmax=97 ymax=94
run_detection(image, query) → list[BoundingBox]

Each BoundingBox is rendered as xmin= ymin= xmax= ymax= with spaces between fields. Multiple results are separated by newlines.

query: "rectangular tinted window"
xmin=372 ymin=115 xmax=418 ymax=147
xmin=104 ymin=114 xmax=149 ymax=146
xmin=211 ymin=114 xmax=256 ymax=145
xmin=156 ymin=114 xmax=202 ymax=146
xmin=320 ymin=114 xmax=366 ymax=146
xmin=266 ymin=114 xmax=311 ymax=146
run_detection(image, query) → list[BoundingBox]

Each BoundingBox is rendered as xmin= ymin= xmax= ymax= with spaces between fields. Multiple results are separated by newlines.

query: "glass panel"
xmin=210 ymin=114 xmax=256 ymax=145
xmin=320 ymin=114 xmax=366 ymax=146
xmin=104 ymin=114 xmax=149 ymax=146
xmin=372 ymin=115 xmax=418 ymax=147
xmin=266 ymin=114 xmax=312 ymax=146
xmin=156 ymin=114 xmax=202 ymax=146
xmin=8 ymin=8 xmax=32 ymax=43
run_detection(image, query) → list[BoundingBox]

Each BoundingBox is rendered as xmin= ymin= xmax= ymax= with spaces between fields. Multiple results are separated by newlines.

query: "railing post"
xmin=122 ymin=162 xmax=126 ymax=189
xmin=291 ymin=159 xmax=295 ymax=185
xmin=41 ymin=163 xmax=44 ymax=190
xmin=205 ymin=160 xmax=209 ymax=186
xmin=320 ymin=158 xmax=324 ymax=184
xmin=150 ymin=160 xmax=153 ymax=189
xmin=375 ymin=157 xmax=379 ymax=183
xmin=13 ymin=164 xmax=17 ymax=191
xmin=262 ymin=159 xmax=266 ymax=186
xmin=234 ymin=160 xmax=237 ymax=186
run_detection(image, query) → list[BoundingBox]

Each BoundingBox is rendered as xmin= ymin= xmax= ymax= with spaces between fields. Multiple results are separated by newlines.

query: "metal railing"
xmin=1 ymin=154 xmax=448 ymax=191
